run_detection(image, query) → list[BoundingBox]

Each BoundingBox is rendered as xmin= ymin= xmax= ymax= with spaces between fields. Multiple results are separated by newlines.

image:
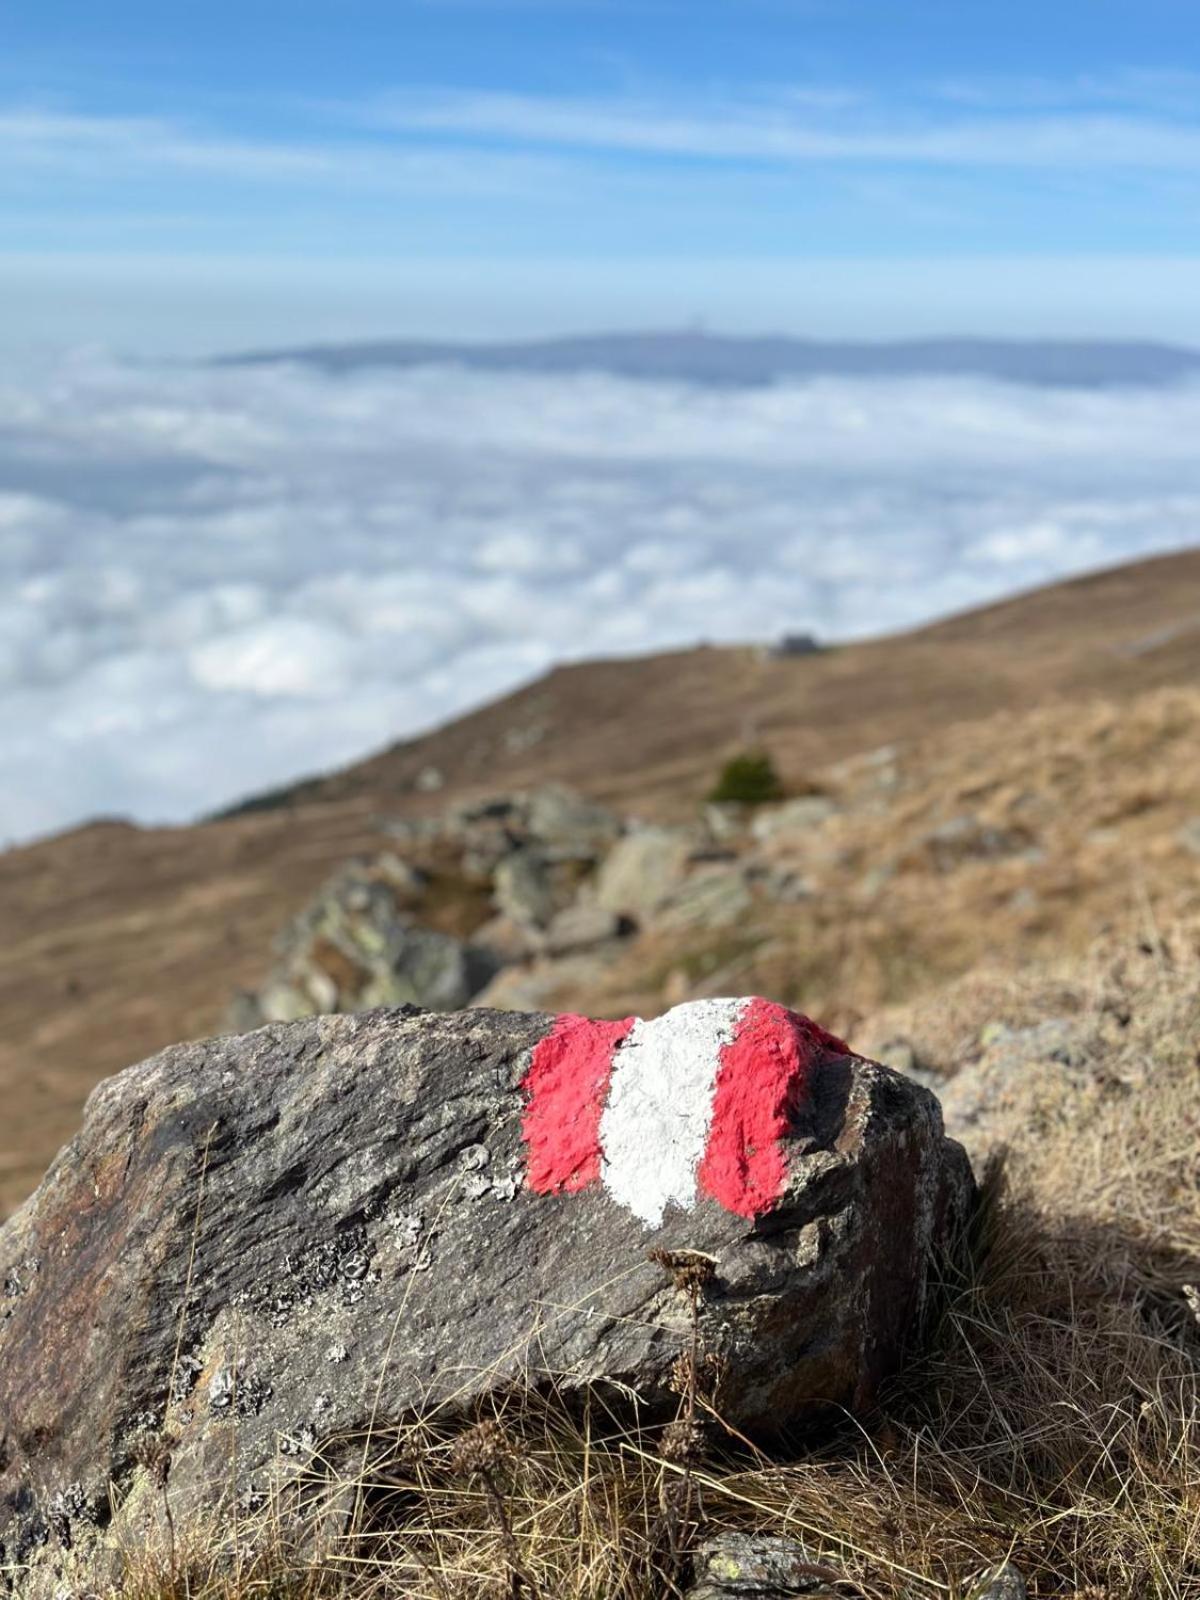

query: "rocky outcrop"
xmin=449 ymin=785 xmax=621 ymax=876
xmin=229 ymin=857 xmax=500 ymax=1027
xmin=231 ymin=785 xmax=628 ymax=1027
xmin=0 ymin=999 xmax=972 ymax=1591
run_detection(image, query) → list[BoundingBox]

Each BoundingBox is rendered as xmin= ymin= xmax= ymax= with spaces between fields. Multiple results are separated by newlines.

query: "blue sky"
xmin=4 ymin=0 xmax=1200 ymax=349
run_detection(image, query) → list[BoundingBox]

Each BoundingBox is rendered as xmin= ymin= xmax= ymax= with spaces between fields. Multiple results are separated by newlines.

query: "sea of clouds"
xmin=3 ymin=349 xmax=1200 ymax=846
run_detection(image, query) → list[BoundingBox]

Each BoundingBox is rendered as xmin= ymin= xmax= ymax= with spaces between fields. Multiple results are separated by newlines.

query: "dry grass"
xmin=110 ymin=945 xmax=1200 ymax=1600
xmin=468 ymin=684 xmax=1200 ymax=1038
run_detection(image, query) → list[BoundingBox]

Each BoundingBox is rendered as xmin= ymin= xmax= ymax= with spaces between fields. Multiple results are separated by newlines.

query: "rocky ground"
xmin=226 ymin=681 xmax=1200 ymax=1078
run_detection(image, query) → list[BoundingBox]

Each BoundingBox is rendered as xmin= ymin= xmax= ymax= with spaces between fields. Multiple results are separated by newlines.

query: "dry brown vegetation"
xmin=110 ymin=937 xmax=1200 ymax=1600
xmin=502 ymin=684 xmax=1200 ymax=1042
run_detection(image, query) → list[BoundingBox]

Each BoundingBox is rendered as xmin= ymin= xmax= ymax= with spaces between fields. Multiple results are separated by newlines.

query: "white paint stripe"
xmin=598 ymin=997 xmax=746 ymax=1226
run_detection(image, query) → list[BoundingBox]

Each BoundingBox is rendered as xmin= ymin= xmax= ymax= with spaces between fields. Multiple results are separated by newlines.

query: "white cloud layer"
xmin=3 ymin=352 xmax=1200 ymax=846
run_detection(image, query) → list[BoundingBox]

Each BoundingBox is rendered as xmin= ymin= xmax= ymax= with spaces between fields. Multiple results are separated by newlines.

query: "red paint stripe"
xmin=697 ymin=1000 xmax=847 ymax=1219
xmin=521 ymin=1014 xmax=634 ymax=1196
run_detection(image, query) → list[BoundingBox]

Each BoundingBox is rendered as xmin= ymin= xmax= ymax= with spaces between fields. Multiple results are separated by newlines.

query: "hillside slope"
xmin=2 ymin=548 xmax=1200 ymax=1216
xmin=267 ymin=547 xmax=1200 ymax=814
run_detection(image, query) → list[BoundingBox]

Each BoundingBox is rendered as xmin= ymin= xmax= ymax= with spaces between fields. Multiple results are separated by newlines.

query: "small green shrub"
xmin=707 ymin=751 xmax=785 ymax=806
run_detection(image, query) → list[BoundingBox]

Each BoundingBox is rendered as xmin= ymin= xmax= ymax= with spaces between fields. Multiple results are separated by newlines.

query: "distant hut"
xmin=762 ymin=632 xmax=822 ymax=661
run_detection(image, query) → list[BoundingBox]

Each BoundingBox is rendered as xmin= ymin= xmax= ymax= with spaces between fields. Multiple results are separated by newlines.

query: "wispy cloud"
xmin=935 ymin=68 xmax=1200 ymax=117
xmin=0 ymin=106 xmax=571 ymax=195
xmin=363 ymin=88 xmax=1200 ymax=170
xmin=7 ymin=77 xmax=1200 ymax=204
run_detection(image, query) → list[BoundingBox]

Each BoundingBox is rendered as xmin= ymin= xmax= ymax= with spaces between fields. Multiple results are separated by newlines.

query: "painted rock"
xmin=523 ymin=997 xmax=850 ymax=1224
xmin=0 ymin=1001 xmax=973 ymax=1591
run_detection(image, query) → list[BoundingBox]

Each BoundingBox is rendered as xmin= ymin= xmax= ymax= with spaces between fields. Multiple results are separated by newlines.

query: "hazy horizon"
xmin=8 ymin=263 xmax=1200 ymax=362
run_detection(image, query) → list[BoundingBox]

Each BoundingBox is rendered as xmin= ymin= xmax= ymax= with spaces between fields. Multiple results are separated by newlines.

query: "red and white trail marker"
xmin=521 ymin=996 xmax=847 ymax=1226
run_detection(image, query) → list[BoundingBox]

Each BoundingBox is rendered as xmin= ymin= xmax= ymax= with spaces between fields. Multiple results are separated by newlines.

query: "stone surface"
xmin=0 ymin=1001 xmax=972 ymax=1591
xmin=470 ymin=912 xmax=540 ymax=965
xmin=449 ymin=785 xmax=621 ymax=870
xmin=521 ymin=784 xmax=622 ymax=858
xmin=594 ymin=826 xmax=696 ymax=920
xmin=654 ymin=865 xmax=755 ymax=931
xmin=964 ymin=1563 xmax=1027 ymax=1600
xmin=230 ymin=860 xmax=499 ymax=1027
xmin=539 ymin=901 xmax=627 ymax=956
xmin=492 ymin=849 xmax=560 ymax=929
xmin=920 ymin=814 xmax=1039 ymax=872
xmin=750 ymin=863 xmax=815 ymax=904
xmin=688 ymin=1533 xmax=840 ymax=1598
xmin=750 ymin=796 xmax=838 ymax=845
xmin=468 ymin=951 xmax=624 ymax=1012
xmin=704 ymin=801 xmax=751 ymax=842
xmin=937 ymin=1017 xmax=1085 ymax=1148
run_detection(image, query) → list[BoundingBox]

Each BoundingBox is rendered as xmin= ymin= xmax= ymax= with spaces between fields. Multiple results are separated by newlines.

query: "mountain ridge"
xmin=217 ymin=329 xmax=1200 ymax=389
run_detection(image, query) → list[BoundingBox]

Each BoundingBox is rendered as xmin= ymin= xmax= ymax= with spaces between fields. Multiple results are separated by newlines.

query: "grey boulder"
xmin=0 ymin=1001 xmax=972 ymax=1590
xmin=594 ymin=825 xmax=696 ymax=920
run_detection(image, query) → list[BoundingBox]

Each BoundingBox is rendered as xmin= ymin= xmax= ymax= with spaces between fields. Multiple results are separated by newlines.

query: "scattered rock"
xmin=450 ymin=785 xmax=620 ymax=869
xmin=594 ymin=826 xmax=695 ymax=920
xmin=540 ymin=902 xmax=628 ymax=957
xmin=469 ymin=952 xmax=622 ymax=1012
xmin=870 ymin=1035 xmax=918 ymax=1075
xmin=830 ymin=743 xmax=902 ymax=796
xmin=920 ymin=814 xmax=1039 ymax=873
xmin=687 ymin=1532 xmax=840 ymax=1598
xmin=470 ymin=913 xmax=540 ymax=966
xmin=704 ymin=801 xmax=751 ymax=842
xmin=230 ymin=861 xmax=499 ymax=1027
xmin=858 ymin=1034 xmax=947 ymax=1095
xmin=936 ymin=1017 xmax=1088 ymax=1149
xmin=522 ymin=785 xmax=622 ymax=858
xmin=654 ymin=865 xmax=755 ymax=931
xmin=0 ymin=1001 xmax=973 ymax=1590
xmin=751 ymin=796 xmax=838 ymax=844
xmin=964 ymin=1562 xmax=1027 ymax=1600
xmin=503 ymin=719 xmax=549 ymax=754
xmin=747 ymin=863 xmax=816 ymax=904
xmin=493 ymin=849 xmax=560 ymax=930
xmin=1177 ymin=818 xmax=1200 ymax=857
xmin=379 ymin=814 xmax=442 ymax=848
